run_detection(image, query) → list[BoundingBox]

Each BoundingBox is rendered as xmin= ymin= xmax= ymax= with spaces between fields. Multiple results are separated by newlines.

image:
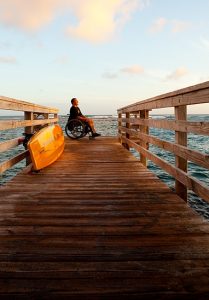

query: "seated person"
xmin=69 ymin=98 xmax=101 ymax=137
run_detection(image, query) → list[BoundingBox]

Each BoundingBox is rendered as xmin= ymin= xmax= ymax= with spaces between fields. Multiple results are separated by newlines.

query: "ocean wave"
xmin=150 ymin=115 xmax=167 ymax=119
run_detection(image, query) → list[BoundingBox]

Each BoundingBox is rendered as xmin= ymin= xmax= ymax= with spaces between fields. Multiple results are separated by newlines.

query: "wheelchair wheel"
xmin=65 ymin=119 xmax=86 ymax=139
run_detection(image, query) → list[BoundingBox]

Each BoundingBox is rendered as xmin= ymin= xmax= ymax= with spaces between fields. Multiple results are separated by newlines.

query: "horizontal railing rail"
xmin=118 ymin=81 xmax=209 ymax=203
xmin=118 ymin=81 xmax=209 ymax=113
xmin=0 ymin=96 xmax=58 ymax=113
xmin=0 ymin=96 xmax=59 ymax=175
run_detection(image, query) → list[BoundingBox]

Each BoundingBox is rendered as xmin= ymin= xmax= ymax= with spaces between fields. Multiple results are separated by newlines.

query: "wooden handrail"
xmin=0 ymin=96 xmax=58 ymax=113
xmin=117 ymin=81 xmax=209 ymax=203
xmin=0 ymin=151 xmax=30 ymax=174
xmin=0 ymin=96 xmax=59 ymax=176
xmin=118 ymin=81 xmax=209 ymax=113
xmin=0 ymin=118 xmax=59 ymax=131
xmin=119 ymin=118 xmax=209 ymax=135
xmin=0 ymin=137 xmax=23 ymax=153
xmin=119 ymin=127 xmax=209 ymax=170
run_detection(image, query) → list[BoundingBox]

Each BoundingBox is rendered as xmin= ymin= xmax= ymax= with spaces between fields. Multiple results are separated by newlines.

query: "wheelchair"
xmin=65 ymin=118 xmax=93 ymax=139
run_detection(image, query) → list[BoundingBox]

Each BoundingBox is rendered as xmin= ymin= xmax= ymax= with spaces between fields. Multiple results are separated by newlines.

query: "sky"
xmin=0 ymin=0 xmax=209 ymax=115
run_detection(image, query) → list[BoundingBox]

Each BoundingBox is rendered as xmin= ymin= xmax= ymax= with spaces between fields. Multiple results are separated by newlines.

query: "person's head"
xmin=71 ymin=98 xmax=78 ymax=106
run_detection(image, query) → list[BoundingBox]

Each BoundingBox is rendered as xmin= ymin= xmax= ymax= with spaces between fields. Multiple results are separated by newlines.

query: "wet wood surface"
xmin=0 ymin=137 xmax=209 ymax=299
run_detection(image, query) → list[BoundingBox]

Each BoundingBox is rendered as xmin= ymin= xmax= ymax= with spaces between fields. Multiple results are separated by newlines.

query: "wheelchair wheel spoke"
xmin=65 ymin=119 xmax=86 ymax=139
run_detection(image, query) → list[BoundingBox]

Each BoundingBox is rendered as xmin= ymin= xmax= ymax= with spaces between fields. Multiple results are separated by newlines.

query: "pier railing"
xmin=118 ymin=81 xmax=209 ymax=203
xmin=0 ymin=96 xmax=58 ymax=174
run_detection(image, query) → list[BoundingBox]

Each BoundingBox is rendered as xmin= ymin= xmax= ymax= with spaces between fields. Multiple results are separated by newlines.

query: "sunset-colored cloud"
xmin=171 ymin=20 xmax=191 ymax=33
xmin=167 ymin=67 xmax=188 ymax=80
xmin=103 ymin=64 xmax=144 ymax=78
xmin=66 ymin=0 xmax=142 ymax=43
xmin=0 ymin=56 xmax=16 ymax=64
xmin=149 ymin=17 xmax=167 ymax=33
xmin=121 ymin=64 xmax=144 ymax=74
xmin=0 ymin=0 xmax=61 ymax=31
xmin=0 ymin=0 xmax=148 ymax=42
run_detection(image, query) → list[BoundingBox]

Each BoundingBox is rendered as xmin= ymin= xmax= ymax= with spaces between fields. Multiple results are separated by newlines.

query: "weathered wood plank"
xmin=0 ymin=223 xmax=209 ymax=236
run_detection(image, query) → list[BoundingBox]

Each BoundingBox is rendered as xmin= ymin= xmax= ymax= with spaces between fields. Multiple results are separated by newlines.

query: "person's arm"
xmin=78 ymin=115 xmax=88 ymax=121
xmin=76 ymin=107 xmax=89 ymax=121
xmin=71 ymin=106 xmax=89 ymax=122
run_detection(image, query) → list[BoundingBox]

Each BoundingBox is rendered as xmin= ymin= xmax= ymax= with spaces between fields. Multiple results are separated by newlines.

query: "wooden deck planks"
xmin=0 ymin=137 xmax=209 ymax=299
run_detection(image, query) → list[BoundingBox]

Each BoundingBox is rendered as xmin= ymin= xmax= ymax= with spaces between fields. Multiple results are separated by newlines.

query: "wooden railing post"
xmin=139 ymin=110 xmax=149 ymax=166
xmin=44 ymin=113 xmax=49 ymax=121
xmin=175 ymin=105 xmax=187 ymax=201
xmin=118 ymin=113 xmax=122 ymax=144
xmin=24 ymin=111 xmax=33 ymax=165
xmin=54 ymin=113 xmax=58 ymax=124
xmin=125 ymin=112 xmax=130 ymax=150
xmin=44 ymin=113 xmax=49 ymax=128
xmin=24 ymin=112 xmax=34 ymax=135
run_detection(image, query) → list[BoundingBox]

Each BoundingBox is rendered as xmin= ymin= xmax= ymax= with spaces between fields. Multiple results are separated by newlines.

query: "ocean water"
xmin=1 ymin=114 xmax=209 ymax=219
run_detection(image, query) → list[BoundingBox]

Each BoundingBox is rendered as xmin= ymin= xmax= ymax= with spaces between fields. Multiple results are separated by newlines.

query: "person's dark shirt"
xmin=69 ymin=106 xmax=83 ymax=119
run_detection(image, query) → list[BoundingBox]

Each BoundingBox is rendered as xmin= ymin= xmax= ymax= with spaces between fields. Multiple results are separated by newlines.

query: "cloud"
xmin=121 ymin=64 xmax=144 ymax=74
xmin=66 ymin=0 xmax=143 ymax=43
xmin=0 ymin=56 xmax=16 ymax=64
xmin=0 ymin=0 xmax=61 ymax=31
xmin=102 ymin=64 xmax=144 ymax=78
xmin=149 ymin=17 xmax=167 ymax=33
xmin=166 ymin=67 xmax=188 ymax=80
xmin=149 ymin=18 xmax=191 ymax=34
xmin=171 ymin=20 xmax=191 ymax=33
xmin=0 ymin=0 xmax=149 ymax=43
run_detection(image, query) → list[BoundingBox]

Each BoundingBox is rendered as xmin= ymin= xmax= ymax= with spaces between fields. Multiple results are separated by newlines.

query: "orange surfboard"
xmin=28 ymin=124 xmax=65 ymax=171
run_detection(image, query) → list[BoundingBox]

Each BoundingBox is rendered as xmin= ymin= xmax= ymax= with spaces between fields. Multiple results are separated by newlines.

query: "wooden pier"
xmin=0 ymin=82 xmax=209 ymax=299
xmin=0 ymin=137 xmax=209 ymax=299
